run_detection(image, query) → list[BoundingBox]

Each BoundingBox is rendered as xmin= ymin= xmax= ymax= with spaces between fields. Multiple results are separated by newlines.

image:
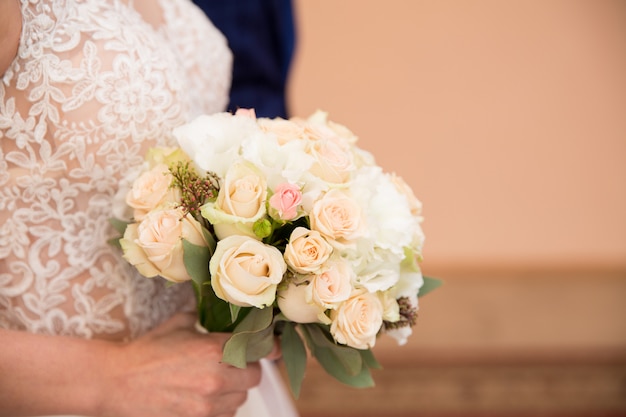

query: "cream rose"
xmin=309 ymin=189 xmax=364 ymax=246
xmin=120 ymin=208 xmax=208 ymax=283
xmin=144 ymin=146 xmax=190 ymax=168
xmin=330 ymin=290 xmax=384 ymax=350
xmin=125 ymin=163 xmax=179 ymax=221
xmin=284 ymin=227 xmax=333 ymax=274
xmin=201 ymin=161 xmax=268 ymax=239
xmin=306 ymin=259 xmax=353 ymax=310
xmin=258 ymin=117 xmax=307 ymax=145
xmin=306 ymin=109 xmax=359 ymax=145
xmin=277 ymin=277 xmax=326 ymax=324
xmin=209 ymin=235 xmax=286 ymax=308
xmin=307 ymin=139 xmax=355 ymax=184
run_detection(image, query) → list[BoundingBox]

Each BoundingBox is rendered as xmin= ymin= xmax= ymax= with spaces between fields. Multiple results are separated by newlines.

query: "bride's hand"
xmin=98 ymin=312 xmax=264 ymax=417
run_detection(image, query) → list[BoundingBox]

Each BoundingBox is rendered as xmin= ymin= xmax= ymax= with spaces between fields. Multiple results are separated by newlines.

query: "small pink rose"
xmin=269 ymin=183 xmax=302 ymax=220
xmin=235 ymin=108 xmax=257 ymax=119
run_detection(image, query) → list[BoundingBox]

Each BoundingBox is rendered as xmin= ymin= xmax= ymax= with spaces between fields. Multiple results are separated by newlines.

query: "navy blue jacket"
xmin=193 ymin=0 xmax=296 ymax=118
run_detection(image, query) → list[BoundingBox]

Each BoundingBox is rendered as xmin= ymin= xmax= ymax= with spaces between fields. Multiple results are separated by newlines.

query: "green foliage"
xmin=222 ymin=307 xmax=275 ymax=368
xmin=280 ymin=322 xmax=308 ymax=398
xmin=300 ymin=324 xmax=377 ymax=388
xmin=181 ymin=226 xmax=441 ymax=398
xmin=182 ymin=239 xmax=212 ymax=286
xmin=419 ymin=276 xmax=444 ymax=297
xmin=109 ymin=217 xmax=130 ymax=235
xmin=107 ymin=218 xmax=129 ymax=249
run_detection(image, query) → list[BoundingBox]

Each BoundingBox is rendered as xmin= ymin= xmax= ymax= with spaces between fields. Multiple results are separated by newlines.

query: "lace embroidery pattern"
xmin=0 ymin=0 xmax=232 ymax=340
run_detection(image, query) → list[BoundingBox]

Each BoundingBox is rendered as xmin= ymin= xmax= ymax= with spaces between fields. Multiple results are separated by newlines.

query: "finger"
xmin=218 ymin=361 xmax=262 ymax=393
xmin=207 ymin=391 xmax=249 ymax=416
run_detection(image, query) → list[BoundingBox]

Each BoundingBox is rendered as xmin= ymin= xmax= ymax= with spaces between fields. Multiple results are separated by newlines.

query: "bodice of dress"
xmin=0 ymin=0 xmax=233 ymax=340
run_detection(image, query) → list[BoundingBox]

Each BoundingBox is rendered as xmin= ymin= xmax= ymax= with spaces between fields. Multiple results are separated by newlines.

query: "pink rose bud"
xmin=269 ymin=183 xmax=302 ymax=220
xmin=234 ymin=108 xmax=257 ymax=119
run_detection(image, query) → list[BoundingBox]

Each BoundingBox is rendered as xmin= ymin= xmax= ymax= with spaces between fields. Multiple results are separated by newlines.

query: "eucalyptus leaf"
xmin=311 ymin=346 xmax=375 ymax=388
xmin=281 ymin=322 xmax=307 ymax=398
xmin=222 ymin=307 xmax=274 ymax=368
xmin=229 ymin=303 xmax=242 ymax=324
xmin=107 ymin=237 xmax=122 ymax=250
xmin=196 ymin=285 xmax=241 ymax=332
xmin=182 ymin=239 xmax=211 ymax=287
xmin=201 ymin=227 xmax=217 ymax=256
xmin=109 ymin=218 xmax=129 ymax=235
xmin=419 ymin=276 xmax=443 ymax=298
xmin=303 ymin=324 xmax=362 ymax=376
xmin=359 ymin=348 xmax=382 ymax=370
xmin=243 ymin=324 xmax=276 ymax=363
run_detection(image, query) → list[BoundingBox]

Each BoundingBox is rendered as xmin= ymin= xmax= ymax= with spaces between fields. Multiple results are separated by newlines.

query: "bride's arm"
xmin=0 ymin=0 xmax=21 ymax=77
xmin=0 ymin=312 xmax=264 ymax=417
xmin=0 ymin=327 xmax=112 ymax=416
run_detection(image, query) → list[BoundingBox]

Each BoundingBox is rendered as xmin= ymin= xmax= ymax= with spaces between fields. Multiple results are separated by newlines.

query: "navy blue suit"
xmin=193 ymin=0 xmax=296 ymax=118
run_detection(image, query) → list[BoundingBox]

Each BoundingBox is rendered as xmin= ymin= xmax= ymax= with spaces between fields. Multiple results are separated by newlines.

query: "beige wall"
xmin=288 ymin=0 xmax=626 ymax=269
xmin=287 ymin=3 xmax=626 ymax=413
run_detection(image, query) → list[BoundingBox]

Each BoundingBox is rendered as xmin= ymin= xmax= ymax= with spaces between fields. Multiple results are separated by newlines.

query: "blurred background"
xmin=284 ymin=1 xmax=626 ymax=416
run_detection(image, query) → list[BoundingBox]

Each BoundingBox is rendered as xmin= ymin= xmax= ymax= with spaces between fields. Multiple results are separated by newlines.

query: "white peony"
xmin=240 ymin=131 xmax=314 ymax=190
xmin=351 ymin=167 xmax=416 ymax=257
xmin=173 ymin=112 xmax=265 ymax=178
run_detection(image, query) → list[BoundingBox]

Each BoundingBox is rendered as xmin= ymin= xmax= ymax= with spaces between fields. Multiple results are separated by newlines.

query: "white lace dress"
xmin=0 ymin=1 xmax=298 ymax=416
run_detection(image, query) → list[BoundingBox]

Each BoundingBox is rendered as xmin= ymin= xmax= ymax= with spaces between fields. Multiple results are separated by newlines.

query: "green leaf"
xmin=107 ymin=237 xmax=122 ymax=250
xmin=182 ymin=239 xmax=211 ymax=287
xmin=109 ymin=218 xmax=129 ymax=235
xmin=195 ymin=282 xmax=252 ymax=333
xmin=281 ymin=322 xmax=307 ymax=398
xmin=222 ymin=307 xmax=275 ymax=368
xmin=311 ymin=346 xmax=374 ymax=388
xmin=107 ymin=218 xmax=130 ymax=250
xmin=229 ymin=303 xmax=242 ymax=323
xmin=419 ymin=276 xmax=443 ymax=298
xmin=359 ymin=348 xmax=382 ymax=370
xmin=300 ymin=325 xmax=374 ymax=388
xmin=243 ymin=324 xmax=275 ymax=363
xmin=304 ymin=324 xmax=362 ymax=376
xmin=201 ymin=227 xmax=217 ymax=255
xmin=196 ymin=285 xmax=231 ymax=332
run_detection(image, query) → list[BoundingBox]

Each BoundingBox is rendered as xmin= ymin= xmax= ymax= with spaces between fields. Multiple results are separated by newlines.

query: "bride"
xmin=0 ymin=0 xmax=299 ymax=416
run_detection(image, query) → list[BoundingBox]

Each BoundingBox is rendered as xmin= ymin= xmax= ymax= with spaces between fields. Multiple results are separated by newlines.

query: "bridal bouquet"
xmin=110 ymin=109 xmax=440 ymax=397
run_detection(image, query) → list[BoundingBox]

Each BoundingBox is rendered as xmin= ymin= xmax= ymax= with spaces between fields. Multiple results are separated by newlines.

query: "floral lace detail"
xmin=0 ymin=0 xmax=232 ymax=340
